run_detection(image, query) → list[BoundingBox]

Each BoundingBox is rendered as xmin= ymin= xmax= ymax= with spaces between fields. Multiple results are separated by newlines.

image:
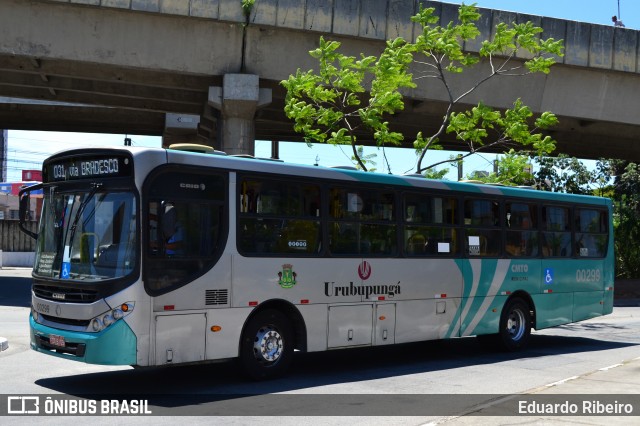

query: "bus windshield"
xmin=34 ymin=185 xmax=137 ymax=281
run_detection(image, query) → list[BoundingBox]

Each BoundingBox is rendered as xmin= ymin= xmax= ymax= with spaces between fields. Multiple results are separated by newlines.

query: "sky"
xmin=4 ymin=0 xmax=638 ymax=182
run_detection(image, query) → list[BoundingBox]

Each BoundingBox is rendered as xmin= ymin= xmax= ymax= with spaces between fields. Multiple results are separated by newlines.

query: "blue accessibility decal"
xmin=61 ymin=262 xmax=71 ymax=279
xmin=544 ymin=268 xmax=554 ymax=285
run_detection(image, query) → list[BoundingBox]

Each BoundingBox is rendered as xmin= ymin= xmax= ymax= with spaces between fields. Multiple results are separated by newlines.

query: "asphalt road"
xmin=1 ymin=268 xmax=639 ymax=425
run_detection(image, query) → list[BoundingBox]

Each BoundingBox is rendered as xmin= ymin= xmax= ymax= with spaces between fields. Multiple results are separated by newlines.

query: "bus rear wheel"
xmin=239 ymin=309 xmax=293 ymax=380
xmin=498 ymin=297 xmax=531 ymax=352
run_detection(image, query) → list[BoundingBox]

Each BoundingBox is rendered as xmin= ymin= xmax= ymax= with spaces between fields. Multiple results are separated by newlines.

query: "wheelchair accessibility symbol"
xmin=61 ymin=262 xmax=71 ymax=279
xmin=544 ymin=268 xmax=554 ymax=284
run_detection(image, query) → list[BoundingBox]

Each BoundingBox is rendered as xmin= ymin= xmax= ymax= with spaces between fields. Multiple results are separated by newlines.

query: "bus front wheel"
xmin=498 ymin=297 xmax=531 ymax=352
xmin=239 ymin=309 xmax=293 ymax=380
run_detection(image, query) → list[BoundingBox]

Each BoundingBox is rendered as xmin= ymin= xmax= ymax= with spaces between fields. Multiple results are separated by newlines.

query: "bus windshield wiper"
xmin=67 ymin=183 xmax=102 ymax=253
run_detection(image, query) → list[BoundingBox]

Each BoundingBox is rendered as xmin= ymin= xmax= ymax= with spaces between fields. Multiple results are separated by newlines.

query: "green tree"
xmin=282 ymin=3 xmax=564 ymax=172
xmin=282 ymin=36 xmax=415 ymax=171
xmin=533 ymin=154 xmax=597 ymax=194
xmin=471 ymin=149 xmax=534 ymax=186
xmin=351 ymin=146 xmax=378 ymax=172
xmin=611 ymin=161 xmax=640 ymax=278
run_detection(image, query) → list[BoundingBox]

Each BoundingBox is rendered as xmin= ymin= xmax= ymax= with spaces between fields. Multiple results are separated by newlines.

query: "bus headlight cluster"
xmin=88 ymin=302 xmax=134 ymax=333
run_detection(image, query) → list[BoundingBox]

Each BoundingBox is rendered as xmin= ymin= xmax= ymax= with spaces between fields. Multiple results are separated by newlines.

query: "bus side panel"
xmin=155 ymin=313 xmax=206 ymax=365
xmin=463 ymin=295 xmax=507 ymax=336
xmin=604 ymin=198 xmax=615 ymax=316
xmin=205 ymin=307 xmax=253 ymax=359
xmin=603 ymin=287 xmax=614 ymax=315
xmin=105 ymin=281 xmax=151 ymax=366
xmin=457 ymin=259 xmax=539 ymax=337
xmin=231 ymin=257 xmax=363 ymax=307
xmin=395 ymin=299 xmax=460 ymax=343
xmin=459 ymin=259 xmax=510 ymax=330
xmin=573 ymin=291 xmax=605 ymax=322
xmin=566 ymin=259 xmax=608 ymax=322
xmin=299 ymin=304 xmax=330 ymax=352
xmin=535 ymin=259 xmax=577 ymax=329
xmin=532 ymin=292 xmax=574 ymax=329
xmin=472 ymin=259 xmax=542 ymax=336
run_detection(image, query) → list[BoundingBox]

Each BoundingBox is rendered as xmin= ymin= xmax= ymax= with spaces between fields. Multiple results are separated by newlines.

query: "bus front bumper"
xmin=30 ymin=314 xmax=137 ymax=365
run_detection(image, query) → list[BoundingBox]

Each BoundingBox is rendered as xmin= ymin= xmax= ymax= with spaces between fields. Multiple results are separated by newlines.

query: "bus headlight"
xmin=31 ymin=306 xmax=39 ymax=321
xmin=91 ymin=318 xmax=103 ymax=332
xmin=102 ymin=313 xmax=114 ymax=327
xmin=88 ymin=302 xmax=134 ymax=333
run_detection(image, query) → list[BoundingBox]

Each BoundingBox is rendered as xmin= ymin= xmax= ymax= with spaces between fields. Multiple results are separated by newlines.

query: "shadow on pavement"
xmin=34 ymin=331 xmax=638 ymax=415
xmin=0 ymin=276 xmax=31 ymax=307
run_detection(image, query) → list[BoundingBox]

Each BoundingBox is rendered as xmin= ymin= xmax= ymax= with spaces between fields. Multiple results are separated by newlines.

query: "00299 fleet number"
xmin=576 ymin=269 xmax=601 ymax=283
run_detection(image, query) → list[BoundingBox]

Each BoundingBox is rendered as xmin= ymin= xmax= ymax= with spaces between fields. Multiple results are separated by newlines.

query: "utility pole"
xmin=618 ymin=0 xmax=621 ymax=20
xmin=0 ymin=130 xmax=7 ymax=182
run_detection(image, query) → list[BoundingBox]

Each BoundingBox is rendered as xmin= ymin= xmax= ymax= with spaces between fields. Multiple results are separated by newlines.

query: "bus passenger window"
xmin=402 ymin=193 xmax=458 ymax=257
xmin=329 ymin=186 xmax=397 ymax=256
xmin=542 ymin=206 xmax=571 ymax=257
xmin=505 ymin=202 xmax=538 ymax=257
xmin=464 ymin=198 xmax=500 ymax=257
xmin=575 ymin=208 xmax=608 ymax=257
xmin=238 ymin=177 xmax=322 ymax=256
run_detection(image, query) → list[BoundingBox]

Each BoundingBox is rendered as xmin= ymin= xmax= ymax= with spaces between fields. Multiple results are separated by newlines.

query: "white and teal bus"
xmin=19 ymin=145 xmax=614 ymax=379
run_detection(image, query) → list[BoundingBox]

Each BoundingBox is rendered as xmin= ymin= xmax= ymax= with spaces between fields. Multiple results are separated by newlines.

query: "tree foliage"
xmin=611 ymin=161 xmax=640 ymax=278
xmin=471 ymin=149 xmax=534 ymax=186
xmin=282 ymin=37 xmax=415 ymax=170
xmin=351 ymin=146 xmax=378 ymax=172
xmin=534 ymin=154 xmax=601 ymax=194
xmin=282 ymin=3 xmax=564 ymax=173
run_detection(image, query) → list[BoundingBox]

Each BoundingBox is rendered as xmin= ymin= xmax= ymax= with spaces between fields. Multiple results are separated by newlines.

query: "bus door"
xmin=143 ymin=167 xmax=227 ymax=365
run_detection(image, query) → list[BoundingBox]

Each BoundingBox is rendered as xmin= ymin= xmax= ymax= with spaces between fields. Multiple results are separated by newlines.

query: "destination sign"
xmin=44 ymin=154 xmax=133 ymax=182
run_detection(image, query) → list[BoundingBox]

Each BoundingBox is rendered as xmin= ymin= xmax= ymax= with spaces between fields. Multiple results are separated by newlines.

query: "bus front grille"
xmin=33 ymin=285 xmax=99 ymax=303
xmin=40 ymin=314 xmax=91 ymax=327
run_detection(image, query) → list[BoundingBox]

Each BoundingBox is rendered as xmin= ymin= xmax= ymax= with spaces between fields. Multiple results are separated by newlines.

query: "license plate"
xmin=49 ymin=334 xmax=65 ymax=347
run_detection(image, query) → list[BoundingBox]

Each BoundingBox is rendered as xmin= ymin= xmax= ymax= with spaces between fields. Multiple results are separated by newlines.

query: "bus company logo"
xmin=358 ymin=261 xmax=372 ymax=280
xmin=179 ymin=182 xmax=205 ymax=191
xmin=277 ymin=264 xmax=297 ymax=289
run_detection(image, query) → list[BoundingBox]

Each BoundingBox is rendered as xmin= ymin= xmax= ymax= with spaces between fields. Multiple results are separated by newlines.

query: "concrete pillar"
xmin=208 ymin=74 xmax=272 ymax=156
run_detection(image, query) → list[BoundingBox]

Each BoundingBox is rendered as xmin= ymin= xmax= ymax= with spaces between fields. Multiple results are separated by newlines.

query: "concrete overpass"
xmin=1 ymin=0 xmax=640 ymax=160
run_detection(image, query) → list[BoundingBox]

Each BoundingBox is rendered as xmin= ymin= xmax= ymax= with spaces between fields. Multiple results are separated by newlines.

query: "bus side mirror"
xmin=18 ymin=184 xmax=42 ymax=240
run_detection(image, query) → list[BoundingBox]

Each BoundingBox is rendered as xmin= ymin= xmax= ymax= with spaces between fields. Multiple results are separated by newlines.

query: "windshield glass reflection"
xmin=34 ymin=188 xmax=137 ymax=281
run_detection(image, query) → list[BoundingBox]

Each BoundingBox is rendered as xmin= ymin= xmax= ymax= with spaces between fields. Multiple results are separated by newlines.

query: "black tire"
xmin=239 ymin=309 xmax=293 ymax=380
xmin=498 ymin=297 xmax=532 ymax=352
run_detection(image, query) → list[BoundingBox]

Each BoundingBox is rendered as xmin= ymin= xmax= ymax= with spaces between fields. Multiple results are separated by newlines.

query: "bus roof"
xmin=45 ymin=145 xmax=610 ymax=207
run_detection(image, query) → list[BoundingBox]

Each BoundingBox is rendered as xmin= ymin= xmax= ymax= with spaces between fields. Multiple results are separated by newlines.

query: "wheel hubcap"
xmin=253 ymin=326 xmax=283 ymax=363
xmin=506 ymin=308 xmax=526 ymax=341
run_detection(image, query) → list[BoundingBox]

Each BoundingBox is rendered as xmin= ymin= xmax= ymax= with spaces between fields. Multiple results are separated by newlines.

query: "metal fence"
xmin=0 ymin=220 xmax=37 ymax=252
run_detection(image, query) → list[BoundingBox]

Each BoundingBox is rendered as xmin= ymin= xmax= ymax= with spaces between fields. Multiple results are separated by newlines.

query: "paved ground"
xmin=1 ymin=267 xmax=638 ymax=424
